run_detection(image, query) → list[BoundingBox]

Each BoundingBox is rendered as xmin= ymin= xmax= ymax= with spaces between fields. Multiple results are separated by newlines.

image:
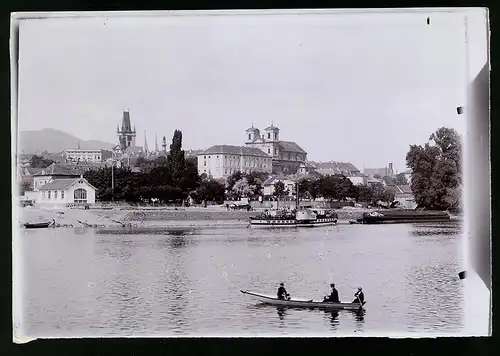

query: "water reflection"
xmin=410 ymin=222 xmax=461 ymax=237
xmin=351 ymin=309 xmax=365 ymax=332
xmin=276 ymin=306 xmax=286 ymax=320
xmin=22 ymin=223 xmax=464 ymax=336
xmin=324 ymin=310 xmax=340 ymax=329
xmin=73 ymin=227 xmax=88 ymax=235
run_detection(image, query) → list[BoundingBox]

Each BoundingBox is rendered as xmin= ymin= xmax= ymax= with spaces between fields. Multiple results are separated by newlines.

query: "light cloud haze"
xmin=17 ymin=11 xmax=467 ymax=171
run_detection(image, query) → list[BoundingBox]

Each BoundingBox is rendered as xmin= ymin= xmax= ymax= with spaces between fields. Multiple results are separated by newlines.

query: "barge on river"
xmin=359 ymin=210 xmax=451 ymax=224
xmin=249 ymin=208 xmax=338 ymax=228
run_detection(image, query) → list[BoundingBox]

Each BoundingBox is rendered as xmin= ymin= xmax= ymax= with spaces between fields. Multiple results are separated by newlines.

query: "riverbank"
xmin=17 ymin=206 xmax=460 ymax=229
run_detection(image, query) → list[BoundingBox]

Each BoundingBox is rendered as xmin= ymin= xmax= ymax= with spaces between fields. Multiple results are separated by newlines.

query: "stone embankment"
xmin=17 ymin=205 xmax=375 ymax=229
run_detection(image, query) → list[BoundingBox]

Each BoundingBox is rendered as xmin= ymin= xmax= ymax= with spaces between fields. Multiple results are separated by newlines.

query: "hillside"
xmin=18 ymin=128 xmax=115 ymax=154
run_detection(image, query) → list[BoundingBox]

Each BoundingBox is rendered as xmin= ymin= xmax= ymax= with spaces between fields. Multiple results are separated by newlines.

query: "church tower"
xmin=144 ymin=130 xmax=149 ymax=154
xmin=162 ymin=136 xmax=167 ymax=153
xmin=264 ymin=123 xmax=280 ymax=142
xmin=117 ymin=109 xmax=137 ymax=151
xmin=245 ymin=124 xmax=261 ymax=143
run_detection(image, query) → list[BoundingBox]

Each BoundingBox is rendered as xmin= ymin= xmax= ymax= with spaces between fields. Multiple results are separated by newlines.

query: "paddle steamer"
xmin=249 ymin=208 xmax=338 ymax=228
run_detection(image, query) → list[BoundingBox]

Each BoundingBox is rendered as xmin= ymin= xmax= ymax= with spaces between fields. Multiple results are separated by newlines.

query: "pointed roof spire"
xmin=144 ymin=130 xmax=149 ymax=152
xmin=121 ymin=110 xmax=132 ymax=132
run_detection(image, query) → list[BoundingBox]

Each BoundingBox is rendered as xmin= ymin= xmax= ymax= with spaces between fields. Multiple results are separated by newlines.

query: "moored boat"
xmin=23 ymin=220 xmax=55 ymax=229
xmin=360 ymin=210 xmax=451 ymax=224
xmin=249 ymin=210 xmax=298 ymax=228
xmin=296 ymin=209 xmax=338 ymax=227
xmin=249 ymin=208 xmax=338 ymax=228
xmin=241 ymin=290 xmax=365 ymax=310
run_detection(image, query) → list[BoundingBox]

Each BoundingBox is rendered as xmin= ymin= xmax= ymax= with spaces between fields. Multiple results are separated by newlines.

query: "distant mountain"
xmin=18 ymin=128 xmax=115 ymax=154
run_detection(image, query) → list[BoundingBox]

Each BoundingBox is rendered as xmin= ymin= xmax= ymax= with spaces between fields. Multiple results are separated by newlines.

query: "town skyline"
xmin=20 ymin=125 xmax=409 ymax=174
xmin=18 ymin=12 xmax=466 ymax=172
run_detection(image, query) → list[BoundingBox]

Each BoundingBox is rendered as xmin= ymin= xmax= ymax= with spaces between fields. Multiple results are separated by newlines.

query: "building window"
xmin=42 ymin=191 xmax=45 ymax=199
xmin=268 ymin=133 xmax=271 ymax=139
xmin=62 ymin=191 xmax=65 ymax=199
xmin=74 ymin=188 xmax=87 ymax=203
xmin=248 ymin=134 xmax=251 ymax=140
xmin=48 ymin=191 xmax=51 ymax=199
xmin=268 ymin=148 xmax=270 ymax=154
xmin=54 ymin=191 xmax=58 ymax=199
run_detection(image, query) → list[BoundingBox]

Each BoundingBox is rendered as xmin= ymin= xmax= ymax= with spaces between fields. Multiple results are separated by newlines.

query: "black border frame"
xmin=1 ymin=1 xmax=496 ymax=355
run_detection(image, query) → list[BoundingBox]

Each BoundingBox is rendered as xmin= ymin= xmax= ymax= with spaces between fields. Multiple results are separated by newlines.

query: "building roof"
xmin=123 ymin=146 xmax=144 ymax=154
xmin=34 ymin=163 xmax=101 ymax=176
xmin=263 ymin=175 xmax=294 ymax=186
xmin=38 ymin=177 xmax=97 ymax=191
xmin=120 ymin=110 xmax=133 ymax=132
xmin=314 ymin=161 xmax=360 ymax=175
xmin=402 ymin=169 xmax=413 ymax=175
xmin=387 ymin=184 xmax=413 ymax=195
xmin=364 ymin=168 xmax=389 ymax=177
xmin=278 ymin=141 xmax=307 ymax=154
xmin=264 ymin=124 xmax=279 ymax=131
xmin=200 ymin=145 xmax=270 ymax=157
xmin=23 ymin=167 xmax=42 ymax=176
xmin=367 ymin=177 xmax=384 ymax=184
xmin=245 ymin=125 xmax=260 ymax=132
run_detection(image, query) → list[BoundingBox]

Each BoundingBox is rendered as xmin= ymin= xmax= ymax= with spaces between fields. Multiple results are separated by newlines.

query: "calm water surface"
xmin=19 ymin=222 xmax=464 ymax=337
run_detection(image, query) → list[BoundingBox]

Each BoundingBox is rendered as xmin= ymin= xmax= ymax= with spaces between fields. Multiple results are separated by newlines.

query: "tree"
xmin=394 ymin=173 xmax=408 ymax=186
xmin=232 ymin=179 xmax=254 ymax=199
xmin=182 ymin=157 xmax=201 ymax=192
xmin=273 ymin=180 xmax=287 ymax=209
xmin=318 ymin=175 xmax=339 ymax=201
xmin=193 ymin=179 xmax=225 ymax=203
xmin=246 ymin=171 xmax=268 ymax=196
xmin=30 ymin=155 xmax=54 ymax=169
xmin=226 ymin=171 xmax=243 ymax=191
xmin=19 ymin=181 xmax=31 ymax=196
xmin=356 ymin=184 xmax=374 ymax=203
xmin=336 ymin=175 xmax=354 ymax=201
xmin=298 ymin=179 xmax=312 ymax=199
xmin=167 ymin=130 xmax=186 ymax=189
xmin=406 ymin=127 xmax=461 ymax=211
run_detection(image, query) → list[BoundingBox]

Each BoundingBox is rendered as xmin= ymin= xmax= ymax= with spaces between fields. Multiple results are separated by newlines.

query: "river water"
xmin=17 ymin=222 xmax=464 ymax=337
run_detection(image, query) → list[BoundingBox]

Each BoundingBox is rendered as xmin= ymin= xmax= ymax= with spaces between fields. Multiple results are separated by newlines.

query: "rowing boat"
xmin=240 ymin=290 xmax=365 ymax=310
xmin=23 ymin=221 xmax=54 ymax=229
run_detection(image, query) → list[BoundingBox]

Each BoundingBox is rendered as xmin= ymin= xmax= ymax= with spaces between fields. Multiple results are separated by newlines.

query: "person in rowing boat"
xmin=277 ymin=283 xmax=290 ymax=300
xmin=323 ymin=283 xmax=340 ymax=303
xmin=352 ymin=287 xmax=364 ymax=304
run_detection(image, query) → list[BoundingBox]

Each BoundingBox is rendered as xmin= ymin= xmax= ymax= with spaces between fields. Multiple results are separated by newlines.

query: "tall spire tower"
xmin=144 ymin=130 xmax=149 ymax=153
xmin=155 ymin=133 xmax=159 ymax=152
xmin=117 ymin=109 xmax=137 ymax=151
xmin=162 ymin=136 xmax=167 ymax=153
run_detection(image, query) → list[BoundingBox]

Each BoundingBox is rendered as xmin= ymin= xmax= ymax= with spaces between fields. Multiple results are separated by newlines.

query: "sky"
xmin=17 ymin=11 xmax=468 ymax=172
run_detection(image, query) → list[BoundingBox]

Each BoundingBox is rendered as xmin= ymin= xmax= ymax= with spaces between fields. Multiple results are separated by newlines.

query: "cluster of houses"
xmin=17 ymin=110 xmax=416 ymax=209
